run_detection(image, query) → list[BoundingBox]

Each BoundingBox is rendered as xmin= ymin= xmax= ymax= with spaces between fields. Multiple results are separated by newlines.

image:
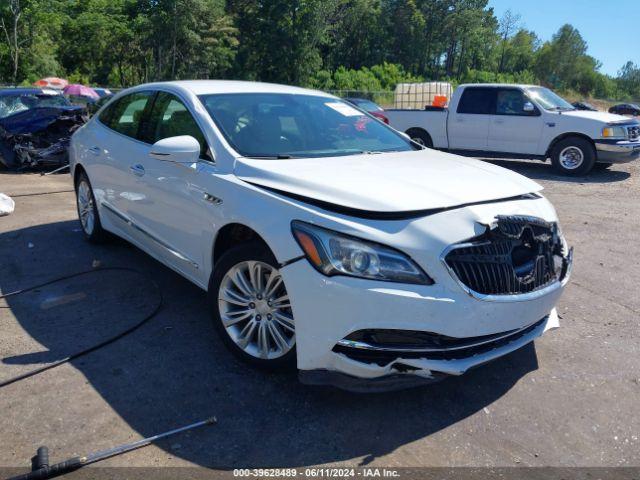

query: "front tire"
xmin=75 ymin=171 xmax=109 ymax=243
xmin=550 ymin=137 xmax=596 ymax=175
xmin=208 ymin=242 xmax=296 ymax=370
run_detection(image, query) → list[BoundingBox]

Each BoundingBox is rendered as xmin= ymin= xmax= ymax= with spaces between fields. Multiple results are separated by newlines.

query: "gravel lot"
xmin=0 ymin=159 xmax=639 ymax=472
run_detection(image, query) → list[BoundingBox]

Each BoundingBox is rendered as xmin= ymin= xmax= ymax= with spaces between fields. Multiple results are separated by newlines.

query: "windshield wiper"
xmin=245 ymin=154 xmax=293 ymax=159
xmin=361 ymin=149 xmax=408 ymax=154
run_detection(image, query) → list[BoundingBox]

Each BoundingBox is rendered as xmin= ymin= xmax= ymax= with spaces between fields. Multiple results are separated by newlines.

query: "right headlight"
xmin=602 ymin=125 xmax=627 ymax=139
xmin=291 ymin=220 xmax=434 ymax=285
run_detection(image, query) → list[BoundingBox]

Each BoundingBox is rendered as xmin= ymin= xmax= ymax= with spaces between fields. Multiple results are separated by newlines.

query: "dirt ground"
xmin=0 ymin=159 xmax=639 ymax=473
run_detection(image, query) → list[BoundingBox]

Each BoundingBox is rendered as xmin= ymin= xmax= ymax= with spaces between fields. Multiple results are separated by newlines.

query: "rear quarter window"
xmin=457 ymin=88 xmax=496 ymax=115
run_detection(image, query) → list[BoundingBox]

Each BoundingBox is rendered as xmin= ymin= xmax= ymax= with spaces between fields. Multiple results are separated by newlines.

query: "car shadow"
xmin=1 ymin=220 xmax=538 ymax=468
xmin=483 ymin=158 xmax=631 ymax=183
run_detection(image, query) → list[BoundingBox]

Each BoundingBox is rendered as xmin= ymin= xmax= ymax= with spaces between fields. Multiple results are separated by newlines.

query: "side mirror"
xmin=523 ymin=101 xmax=535 ymax=113
xmin=149 ymin=135 xmax=200 ymax=163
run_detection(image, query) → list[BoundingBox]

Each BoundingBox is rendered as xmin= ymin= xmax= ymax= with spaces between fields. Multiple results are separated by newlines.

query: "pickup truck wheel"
xmin=406 ymin=128 xmax=433 ymax=148
xmin=550 ymin=137 xmax=596 ymax=175
xmin=208 ymin=242 xmax=296 ymax=371
xmin=75 ymin=172 xmax=109 ymax=243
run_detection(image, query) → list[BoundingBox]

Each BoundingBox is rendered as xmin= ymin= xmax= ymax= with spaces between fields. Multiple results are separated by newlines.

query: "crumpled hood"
xmin=561 ymin=109 xmax=635 ymax=124
xmin=234 ymin=149 xmax=542 ymax=213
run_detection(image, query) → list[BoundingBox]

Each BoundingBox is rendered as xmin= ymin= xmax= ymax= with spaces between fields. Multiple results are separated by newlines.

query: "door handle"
xmin=129 ymin=164 xmax=145 ymax=176
xmin=494 ymin=119 xmax=505 ymax=124
xmin=89 ymin=146 xmax=101 ymax=156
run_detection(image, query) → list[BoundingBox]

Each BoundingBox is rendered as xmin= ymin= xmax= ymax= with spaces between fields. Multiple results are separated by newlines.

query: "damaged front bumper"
xmin=280 ymin=198 xmax=572 ymax=393
xmin=0 ymin=110 xmax=86 ymax=170
xmin=299 ymin=312 xmax=558 ymax=393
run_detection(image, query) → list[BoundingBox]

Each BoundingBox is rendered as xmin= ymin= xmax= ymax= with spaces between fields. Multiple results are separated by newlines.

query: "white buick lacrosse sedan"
xmin=69 ymin=80 xmax=572 ymax=391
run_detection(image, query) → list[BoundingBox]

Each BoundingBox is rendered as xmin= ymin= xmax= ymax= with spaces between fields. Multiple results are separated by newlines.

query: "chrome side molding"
xmin=101 ymin=202 xmax=200 ymax=269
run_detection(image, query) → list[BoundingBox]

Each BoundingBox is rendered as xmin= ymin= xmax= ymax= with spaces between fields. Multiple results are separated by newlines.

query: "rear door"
xmin=487 ymin=88 xmax=543 ymax=154
xmin=447 ymin=87 xmax=495 ymax=150
xmin=88 ymin=91 xmax=155 ymax=229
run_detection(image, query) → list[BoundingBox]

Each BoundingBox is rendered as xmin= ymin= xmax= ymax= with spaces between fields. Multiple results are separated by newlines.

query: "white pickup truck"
xmin=385 ymin=83 xmax=640 ymax=175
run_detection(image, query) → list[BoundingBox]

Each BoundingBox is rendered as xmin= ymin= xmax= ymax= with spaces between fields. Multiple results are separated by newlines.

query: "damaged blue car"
xmin=0 ymin=88 xmax=86 ymax=169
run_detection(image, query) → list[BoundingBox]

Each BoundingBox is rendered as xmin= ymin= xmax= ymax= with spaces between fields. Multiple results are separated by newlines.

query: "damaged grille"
xmin=628 ymin=125 xmax=640 ymax=142
xmin=444 ymin=215 xmax=567 ymax=296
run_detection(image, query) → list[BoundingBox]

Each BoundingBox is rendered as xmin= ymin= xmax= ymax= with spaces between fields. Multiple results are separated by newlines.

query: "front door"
xmin=487 ymin=88 xmax=543 ymax=154
xmin=129 ymin=91 xmax=221 ymax=285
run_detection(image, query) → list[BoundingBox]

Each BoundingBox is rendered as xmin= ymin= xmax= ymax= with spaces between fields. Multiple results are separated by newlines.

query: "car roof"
xmin=127 ymin=80 xmax=334 ymax=98
xmin=0 ymin=87 xmax=61 ymax=97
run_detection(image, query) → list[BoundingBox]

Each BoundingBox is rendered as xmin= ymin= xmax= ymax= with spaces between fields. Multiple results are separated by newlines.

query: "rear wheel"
xmin=550 ymin=137 xmax=596 ymax=175
xmin=406 ymin=128 xmax=433 ymax=148
xmin=208 ymin=242 xmax=296 ymax=370
xmin=75 ymin=171 xmax=109 ymax=243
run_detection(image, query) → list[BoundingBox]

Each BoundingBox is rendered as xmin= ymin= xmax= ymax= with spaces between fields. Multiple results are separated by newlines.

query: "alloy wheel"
xmin=218 ymin=261 xmax=295 ymax=360
xmin=77 ymin=180 xmax=95 ymax=235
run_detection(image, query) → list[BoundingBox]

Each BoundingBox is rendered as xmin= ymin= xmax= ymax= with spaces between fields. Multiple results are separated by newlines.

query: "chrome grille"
xmin=628 ymin=125 xmax=640 ymax=141
xmin=444 ymin=216 xmax=567 ymax=296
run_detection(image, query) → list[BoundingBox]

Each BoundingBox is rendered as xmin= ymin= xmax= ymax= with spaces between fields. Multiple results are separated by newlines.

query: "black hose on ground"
xmin=8 ymin=190 xmax=74 ymax=198
xmin=0 ymin=267 xmax=163 ymax=389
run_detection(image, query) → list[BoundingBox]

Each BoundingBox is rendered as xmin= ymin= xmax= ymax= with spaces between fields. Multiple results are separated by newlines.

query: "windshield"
xmin=198 ymin=93 xmax=412 ymax=158
xmin=349 ymin=99 xmax=383 ymax=111
xmin=526 ymin=87 xmax=575 ymax=111
xmin=0 ymin=93 xmax=70 ymax=119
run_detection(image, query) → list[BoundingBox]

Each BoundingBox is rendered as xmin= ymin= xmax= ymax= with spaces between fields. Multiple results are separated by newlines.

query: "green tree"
xmin=501 ymin=29 xmax=538 ymax=73
xmin=534 ymin=24 xmax=589 ymax=89
xmin=228 ymin=0 xmax=339 ymax=85
xmin=617 ymin=61 xmax=640 ymax=99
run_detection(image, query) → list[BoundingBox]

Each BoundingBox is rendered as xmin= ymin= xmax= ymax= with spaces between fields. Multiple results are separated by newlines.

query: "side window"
xmin=457 ymin=88 xmax=496 ymax=115
xmin=143 ymin=92 xmax=211 ymax=160
xmin=99 ymin=92 xmax=154 ymax=139
xmin=496 ymin=89 xmax=537 ymax=116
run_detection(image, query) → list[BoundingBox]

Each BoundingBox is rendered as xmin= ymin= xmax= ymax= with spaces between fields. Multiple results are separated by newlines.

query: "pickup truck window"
xmin=496 ymin=89 xmax=538 ymax=116
xmin=199 ymin=93 xmax=413 ymax=158
xmin=457 ymin=88 xmax=496 ymax=115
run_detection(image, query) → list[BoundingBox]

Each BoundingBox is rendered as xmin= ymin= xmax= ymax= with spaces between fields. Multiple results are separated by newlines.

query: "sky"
xmin=487 ymin=0 xmax=639 ymax=77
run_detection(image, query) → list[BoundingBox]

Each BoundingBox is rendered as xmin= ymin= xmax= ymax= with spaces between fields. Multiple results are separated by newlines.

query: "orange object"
xmin=294 ymin=231 xmax=323 ymax=267
xmin=433 ymin=95 xmax=448 ymax=108
xmin=34 ymin=77 xmax=69 ymax=90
